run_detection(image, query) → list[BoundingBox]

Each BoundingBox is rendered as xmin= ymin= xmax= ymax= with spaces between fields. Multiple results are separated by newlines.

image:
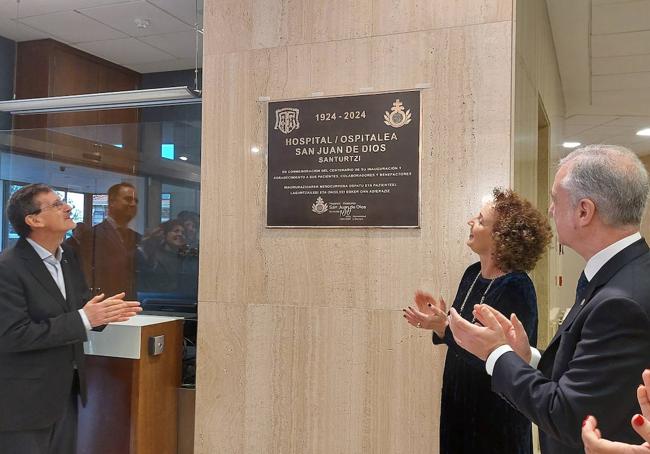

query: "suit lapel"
xmin=17 ymin=238 xmax=69 ymax=311
xmin=101 ymin=221 xmax=126 ymax=252
xmin=544 ymin=239 xmax=650 ymax=353
xmin=61 ymin=250 xmax=76 ymax=310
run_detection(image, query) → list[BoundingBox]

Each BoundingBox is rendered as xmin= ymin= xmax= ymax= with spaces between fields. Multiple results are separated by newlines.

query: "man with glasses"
xmin=0 ymin=184 xmax=142 ymax=453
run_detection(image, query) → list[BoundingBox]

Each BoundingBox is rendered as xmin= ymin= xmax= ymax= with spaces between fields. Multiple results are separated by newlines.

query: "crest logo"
xmin=274 ymin=107 xmax=300 ymax=134
xmin=384 ymin=99 xmax=412 ymax=128
xmin=311 ymin=197 xmax=328 ymax=214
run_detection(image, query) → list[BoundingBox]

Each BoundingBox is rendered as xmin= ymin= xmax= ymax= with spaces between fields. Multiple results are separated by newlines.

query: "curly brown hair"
xmin=491 ymin=188 xmax=552 ymax=272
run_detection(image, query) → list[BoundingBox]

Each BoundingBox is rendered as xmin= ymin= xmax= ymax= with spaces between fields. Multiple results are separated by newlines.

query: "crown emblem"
xmin=384 ymin=99 xmax=412 ymax=128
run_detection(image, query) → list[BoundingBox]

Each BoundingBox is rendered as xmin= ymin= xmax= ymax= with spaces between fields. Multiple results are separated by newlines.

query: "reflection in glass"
xmin=0 ymin=119 xmax=201 ymax=311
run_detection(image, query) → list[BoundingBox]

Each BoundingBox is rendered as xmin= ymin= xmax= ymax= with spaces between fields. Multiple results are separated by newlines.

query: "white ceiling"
xmin=547 ymin=0 xmax=650 ymax=155
xmin=0 ymin=0 xmax=202 ymax=74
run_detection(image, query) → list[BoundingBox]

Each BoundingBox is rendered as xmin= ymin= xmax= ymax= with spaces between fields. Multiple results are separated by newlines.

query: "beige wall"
xmin=196 ymin=1 xmax=514 ymax=452
xmin=511 ymin=0 xmax=568 ymax=348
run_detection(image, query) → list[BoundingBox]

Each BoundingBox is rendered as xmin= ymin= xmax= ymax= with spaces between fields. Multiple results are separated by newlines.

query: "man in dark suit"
xmin=77 ymin=182 xmax=141 ymax=300
xmin=447 ymin=144 xmax=650 ymax=453
xmin=0 ymin=184 xmax=142 ymax=453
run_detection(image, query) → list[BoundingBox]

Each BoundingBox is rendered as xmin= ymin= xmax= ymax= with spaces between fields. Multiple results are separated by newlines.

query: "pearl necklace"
xmin=458 ymin=271 xmax=497 ymax=322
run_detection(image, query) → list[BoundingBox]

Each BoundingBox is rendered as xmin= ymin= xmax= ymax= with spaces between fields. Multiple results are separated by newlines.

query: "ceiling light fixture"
xmin=636 ymin=128 xmax=650 ymax=136
xmin=562 ymin=142 xmax=581 ymax=148
xmin=0 ymin=86 xmax=201 ymax=115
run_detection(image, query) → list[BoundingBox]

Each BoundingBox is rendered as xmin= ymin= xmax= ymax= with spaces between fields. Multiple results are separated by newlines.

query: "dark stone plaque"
xmin=267 ymin=90 xmax=420 ymax=227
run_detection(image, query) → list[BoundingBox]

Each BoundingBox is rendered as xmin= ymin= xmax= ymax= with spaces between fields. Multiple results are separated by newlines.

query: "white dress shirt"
xmin=485 ymin=231 xmax=642 ymax=375
xmin=26 ymin=238 xmax=92 ymax=331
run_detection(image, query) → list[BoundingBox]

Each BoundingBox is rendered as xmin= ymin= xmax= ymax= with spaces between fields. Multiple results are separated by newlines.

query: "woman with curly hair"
xmin=403 ymin=188 xmax=552 ymax=454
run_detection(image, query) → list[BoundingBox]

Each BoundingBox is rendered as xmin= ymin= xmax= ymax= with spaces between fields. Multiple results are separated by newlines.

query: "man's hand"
xmin=82 ymin=292 xmax=142 ymax=328
xmin=447 ymin=305 xmax=507 ymax=361
xmin=473 ymin=305 xmax=531 ymax=363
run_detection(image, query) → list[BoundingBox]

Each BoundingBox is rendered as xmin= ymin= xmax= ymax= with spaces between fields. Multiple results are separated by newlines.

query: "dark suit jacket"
xmin=0 ymin=238 xmax=91 ymax=431
xmin=77 ymin=220 xmax=140 ymax=300
xmin=492 ymin=238 xmax=650 ymax=453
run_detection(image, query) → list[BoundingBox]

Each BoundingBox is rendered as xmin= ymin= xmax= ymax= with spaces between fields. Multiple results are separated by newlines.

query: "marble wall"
xmin=196 ymin=1 xmax=514 ymax=452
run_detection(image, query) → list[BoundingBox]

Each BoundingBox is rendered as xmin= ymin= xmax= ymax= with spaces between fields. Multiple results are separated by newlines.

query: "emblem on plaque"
xmin=311 ymin=197 xmax=328 ymax=214
xmin=274 ymin=107 xmax=300 ymax=134
xmin=384 ymin=99 xmax=412 ymax=128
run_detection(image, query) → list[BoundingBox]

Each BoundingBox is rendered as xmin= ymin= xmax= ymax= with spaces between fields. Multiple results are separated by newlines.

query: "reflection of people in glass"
xmin=177 ymin=211 xmax=199 ymax=249
xmin=78 ymin=183 xmax=141 ymax=299
xmin=65 ymin=221 xmax=90 ymax=249
xmin=403 ymin=189 xmax=552 ymax=454
xmin=138 ymin=220 xmax=197 ymax=295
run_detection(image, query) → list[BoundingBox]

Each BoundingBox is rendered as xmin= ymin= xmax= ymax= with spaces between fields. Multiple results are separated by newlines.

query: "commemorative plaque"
xmin=267 ymin=90 xmax=420 ymax=227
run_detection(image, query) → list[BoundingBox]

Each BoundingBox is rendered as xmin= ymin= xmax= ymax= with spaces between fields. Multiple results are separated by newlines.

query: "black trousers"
xmin=0 ymin=374 xmax=79 ymax=454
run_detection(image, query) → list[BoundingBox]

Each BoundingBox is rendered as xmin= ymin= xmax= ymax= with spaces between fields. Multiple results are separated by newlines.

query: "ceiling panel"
xmin=0 ymin=0 xmax=135 ymax=19
xmin=139 ymin=30 xmax=201 ymax=59
xmin=18 ymin=11 xmax=127 ymax=43
xmin=127 ymin=57 xmax=199 ymax=73
xmin=74 ymin=37 xmax=174 ymax=64
xmin=592 ymin=54 xmax=650 ymax=75
xmin=592 ymin=0 xmax=650 ymax=35
xmin=591 ymin=0 xmax=642 ymax=4
xmin=592 ymin=89 xmax=650 ymax=115
xmin=78 ymin=0 xmax=191 ymax=38
xmin=146 ymin=0 xmax=202 ymax=27
xmin=565 ymin=115 xmax=619 ymax=126
xmin=606 ymin=116 xmax=650 ymax=127
xmin=592 ymin=30 xmax=650 ymax=58
xmin=592 ymin=72 xmax=650 ymax=91
xmin=0 ymin=17 xmax=49 ymax=41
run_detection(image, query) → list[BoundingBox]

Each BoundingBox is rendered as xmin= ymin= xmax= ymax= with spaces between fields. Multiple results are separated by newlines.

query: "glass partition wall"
xmin=0 ymin=116 xmax=200 ymax=386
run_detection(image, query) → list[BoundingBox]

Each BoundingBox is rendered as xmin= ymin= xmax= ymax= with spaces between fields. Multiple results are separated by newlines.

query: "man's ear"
xmin=24 ymin=214 xmax=43 ymax=230
xmin=577 ymin=198 xmax=596 ymax=226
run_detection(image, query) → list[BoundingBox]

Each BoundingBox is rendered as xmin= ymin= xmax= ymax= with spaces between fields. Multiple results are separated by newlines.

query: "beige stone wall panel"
xmin=195 ymin=302 xmax=444 ymax=453
xmin=197 ymin=0 xmax=515 ymax=452
xmin=199 ymin=23 xmax=512 ymax=309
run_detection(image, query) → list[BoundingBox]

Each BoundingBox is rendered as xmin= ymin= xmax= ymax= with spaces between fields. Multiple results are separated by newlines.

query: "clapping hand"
xmin=582 ymin=370 xmax=650 ymax=453
xmin=403 ymin=290 xmax=448 ymax=337
xmin=472 ymin=304 xmax=532 ymax=363
xmin=82 ymin=292 xmax=142 ymax=328
xmin=447 ymin=304 xmax=508 ymax=361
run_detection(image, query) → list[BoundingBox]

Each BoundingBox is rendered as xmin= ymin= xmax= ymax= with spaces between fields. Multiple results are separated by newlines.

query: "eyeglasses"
xmin=29 ymin=198 xmax=73 ymax=215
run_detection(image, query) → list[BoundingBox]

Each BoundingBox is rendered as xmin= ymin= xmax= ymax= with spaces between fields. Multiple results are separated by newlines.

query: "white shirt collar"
xmin=26 ymin=237 xmax=63 ymax=263
xmin=584 ymin=232 xmax=641 ymax=281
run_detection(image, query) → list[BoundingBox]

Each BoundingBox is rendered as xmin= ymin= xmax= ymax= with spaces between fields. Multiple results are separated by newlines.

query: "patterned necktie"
xmin=575 ymin=271 xmax=589 ymax=305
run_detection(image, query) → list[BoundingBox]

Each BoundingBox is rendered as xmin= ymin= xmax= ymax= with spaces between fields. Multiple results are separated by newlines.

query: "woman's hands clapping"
xmin=403 ymin=291 xmax=448 ymax=338
xmin=582 ymin=369 xmax=650 ymax=453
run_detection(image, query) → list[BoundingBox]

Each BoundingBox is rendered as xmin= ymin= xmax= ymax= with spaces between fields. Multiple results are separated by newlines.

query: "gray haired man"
xmin=447 ymin=145 xmax=650 ymax=453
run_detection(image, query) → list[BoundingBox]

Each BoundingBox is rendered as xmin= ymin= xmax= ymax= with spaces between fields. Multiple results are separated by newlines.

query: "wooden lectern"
xmin=78 ymin=315 xmax=183 ymax=454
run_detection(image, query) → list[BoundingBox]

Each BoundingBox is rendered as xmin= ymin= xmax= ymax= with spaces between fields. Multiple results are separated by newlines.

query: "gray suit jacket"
xmin=492 ymin=239 xmax=650 ymax=453
xmin=0 ymin=238 xmax=91 ymax=431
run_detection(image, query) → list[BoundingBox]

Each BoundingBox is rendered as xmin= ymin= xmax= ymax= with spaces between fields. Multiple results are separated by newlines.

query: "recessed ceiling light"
xmin=636 ymin=128 xmax=650 ymax=136
xmin=251 ymin=146 xmax=260 ymax=153
xmin=179 ymin=156 xmax=188 ymax=161
xmin=562 ymin=142 xmax=581 ymax=148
